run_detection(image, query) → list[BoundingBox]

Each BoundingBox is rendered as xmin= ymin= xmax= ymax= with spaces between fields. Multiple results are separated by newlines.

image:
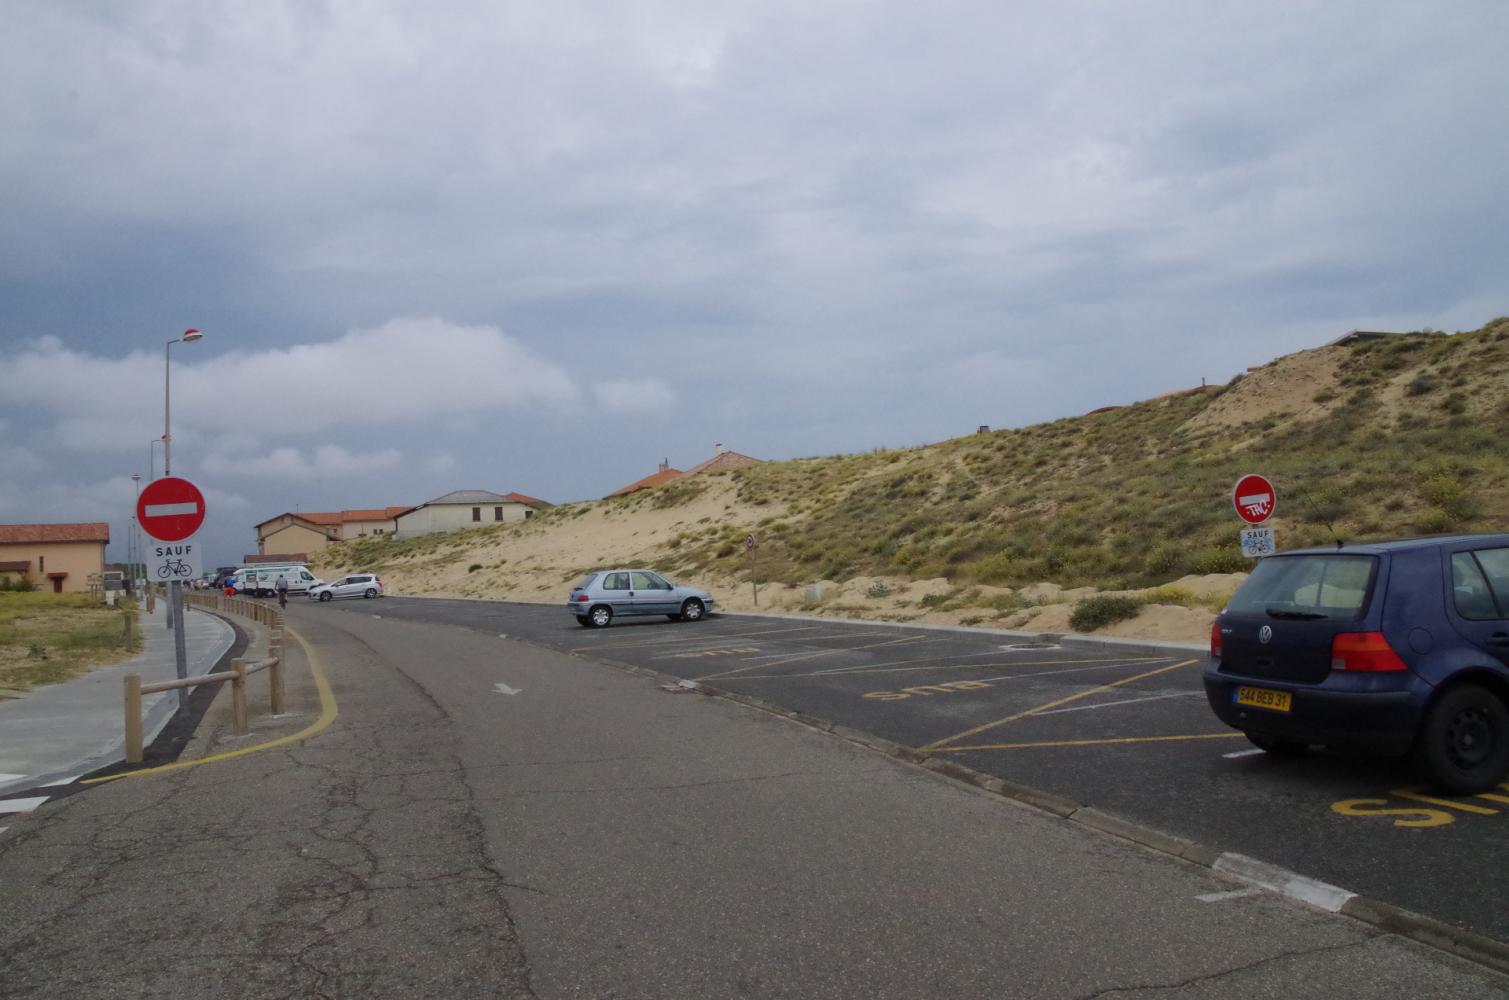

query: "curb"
xmin=721 ymin=608 xmax=1207 ymax=661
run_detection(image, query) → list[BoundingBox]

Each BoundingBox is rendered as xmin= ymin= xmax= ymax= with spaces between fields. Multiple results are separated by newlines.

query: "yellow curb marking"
xmin=82 ymin=626 xmax=338 ymax=785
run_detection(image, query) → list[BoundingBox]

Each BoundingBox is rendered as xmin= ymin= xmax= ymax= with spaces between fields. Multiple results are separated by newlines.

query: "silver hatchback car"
xmin=568 ymin=569 xmax=715 ymax=628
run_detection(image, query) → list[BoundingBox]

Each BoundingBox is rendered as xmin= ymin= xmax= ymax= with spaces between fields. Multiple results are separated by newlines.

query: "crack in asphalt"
xmin=1074 ymin=937 xmax=1379 ymax=999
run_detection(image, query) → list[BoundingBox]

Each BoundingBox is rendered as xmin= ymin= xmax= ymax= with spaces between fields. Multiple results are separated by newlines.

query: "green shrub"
xmin=1069 ymin=595 xmax=1143 ymax=632
xmin=865 ymin=582 xmax=892 ymax=599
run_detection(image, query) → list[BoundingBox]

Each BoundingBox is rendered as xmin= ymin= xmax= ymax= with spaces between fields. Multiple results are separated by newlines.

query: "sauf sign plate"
xmin=147 ymin=540 xmax=200 ymax=581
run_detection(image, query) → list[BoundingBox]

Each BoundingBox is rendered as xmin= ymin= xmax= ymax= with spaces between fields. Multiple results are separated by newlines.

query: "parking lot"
xmin=325 ymin=597 xmax=1509 ymax=942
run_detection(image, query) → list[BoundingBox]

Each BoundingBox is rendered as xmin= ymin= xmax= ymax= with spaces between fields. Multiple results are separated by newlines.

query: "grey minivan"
xmin=568 ymin=569 xmax=715 ymax=628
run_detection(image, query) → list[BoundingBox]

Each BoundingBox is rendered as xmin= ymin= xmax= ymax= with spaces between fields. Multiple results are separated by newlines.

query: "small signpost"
xmin=1232 ymin=473 xmax=1276 ymax=558
xmin=745 ymin=533 xmax=758 ymax=606
xmin=136 ymin=476 xmax=207 ymax=700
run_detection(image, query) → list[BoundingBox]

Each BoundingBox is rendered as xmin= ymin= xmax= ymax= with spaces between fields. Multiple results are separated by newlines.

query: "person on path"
xmin=275 ymin=574 xmax=289 ymax=609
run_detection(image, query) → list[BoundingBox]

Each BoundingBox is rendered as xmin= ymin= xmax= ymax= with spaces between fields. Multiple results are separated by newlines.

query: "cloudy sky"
xmin=2 ymin=1 xmax=1507 ymax=568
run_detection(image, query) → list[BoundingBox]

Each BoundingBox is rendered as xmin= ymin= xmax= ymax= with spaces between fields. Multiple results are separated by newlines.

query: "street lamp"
xmin=148 ymin=438 xmax=163 ymax=481
xmin=131 ymin=473 xmax=142 ymax=590
xmin=163 ymin=328 xmax=202 ymax=476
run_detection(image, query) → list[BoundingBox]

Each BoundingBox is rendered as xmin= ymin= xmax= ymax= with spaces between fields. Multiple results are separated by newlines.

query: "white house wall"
xmin=395 ymin=502 xmax=528 ymax=537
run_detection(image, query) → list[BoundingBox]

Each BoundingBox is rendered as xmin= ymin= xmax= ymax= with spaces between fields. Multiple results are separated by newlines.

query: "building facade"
xmin=0 ymin=523 xmax=111 ymax=593
xmin=393 ymin=491 xmax=550 ymax=538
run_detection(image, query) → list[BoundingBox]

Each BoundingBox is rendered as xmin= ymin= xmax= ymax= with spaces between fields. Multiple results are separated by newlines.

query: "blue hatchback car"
xmin=1204 ymin=534 xmax=1509 ymax=793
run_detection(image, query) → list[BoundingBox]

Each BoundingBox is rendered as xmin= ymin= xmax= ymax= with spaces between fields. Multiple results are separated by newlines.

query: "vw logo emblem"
xmin=1259 ymin=625 xmax=1273 ymax=644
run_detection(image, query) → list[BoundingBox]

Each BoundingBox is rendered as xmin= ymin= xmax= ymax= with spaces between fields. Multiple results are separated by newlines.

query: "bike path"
xmin=0 ymin=605 xmax=232 ymax=798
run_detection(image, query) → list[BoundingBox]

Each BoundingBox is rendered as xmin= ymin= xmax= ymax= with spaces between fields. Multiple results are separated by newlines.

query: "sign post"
xmin=745 ymin=534 xmax=758 ymax=606
xmin=1232 ymin=473 xmax=1276 ymax=558
xmin=137 ymin=477 xmax=207 ymax=703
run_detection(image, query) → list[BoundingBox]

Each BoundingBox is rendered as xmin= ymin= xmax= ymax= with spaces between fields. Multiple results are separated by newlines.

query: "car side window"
xmin=630 ymin=572 xmax=658 ymax=590
xmin=643 ymin=572 xmax=671 ymax=589
xmin=1470 ymin=548 xmax=1509 ymax=618
xmin=1451 ymin=553 xmax=1502 ymax=620
xmin=603 ymin=573 xmax=628 ymax=591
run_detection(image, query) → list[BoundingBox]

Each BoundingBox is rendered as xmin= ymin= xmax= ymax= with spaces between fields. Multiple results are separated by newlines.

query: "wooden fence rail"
xmin=123 ymin=596 xmax=286 ymax=763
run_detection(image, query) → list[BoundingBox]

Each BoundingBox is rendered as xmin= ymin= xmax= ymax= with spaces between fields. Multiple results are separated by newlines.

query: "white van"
xmin=234 ymin=565 xmax=321 ymax=597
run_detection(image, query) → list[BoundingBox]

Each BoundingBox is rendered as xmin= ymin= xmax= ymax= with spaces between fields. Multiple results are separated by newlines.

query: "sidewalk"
xmin=0 ymin=603 xmax=234 ymax=797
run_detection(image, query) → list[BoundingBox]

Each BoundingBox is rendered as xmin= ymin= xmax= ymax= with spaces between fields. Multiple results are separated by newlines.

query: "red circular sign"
xmin=1232 ymin=474 xmax=1276 ymax=525
xmin=137 ymin=476 xmax=207 ymax=542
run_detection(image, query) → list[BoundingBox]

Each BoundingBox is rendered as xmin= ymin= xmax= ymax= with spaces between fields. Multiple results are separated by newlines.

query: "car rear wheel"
xmin=319 ymin=591 xmax=333 ymax=602
xmin=1416 ymin=683 xmax=1509 ymax=794
xmin=364 ymin=588 xmax=376 ymax=598
xmin=588 ymin=605 xmax=613 ymax=628
xmin=680 ymin=598 xmax=705 ymax=622
xmin=1244 ymin=732 xmax=1308 ymax=756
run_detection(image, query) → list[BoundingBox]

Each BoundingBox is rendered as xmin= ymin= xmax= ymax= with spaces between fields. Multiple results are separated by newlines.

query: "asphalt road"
xmin=324 ymin=596 xmax=1509 ymax=945
xmin=2 ymin=602 xmax=1506 ymax=997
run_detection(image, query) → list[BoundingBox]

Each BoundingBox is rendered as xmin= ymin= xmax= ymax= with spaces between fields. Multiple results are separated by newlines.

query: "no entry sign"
xmin=1232 ymin=473 xmax=1276 ymax=525
xmin=137 ymin=476 xmax=207 ymax=542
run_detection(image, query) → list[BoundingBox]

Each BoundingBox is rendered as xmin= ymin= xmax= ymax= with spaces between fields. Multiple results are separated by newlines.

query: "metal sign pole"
xmin=170 ymin=580 xmax=188 ymax=709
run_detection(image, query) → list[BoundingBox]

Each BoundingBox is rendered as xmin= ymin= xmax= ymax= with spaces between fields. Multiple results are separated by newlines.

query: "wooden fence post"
xmin=269 ymin=638 xmax=284 ymax=715
xmin=231 ymin=658 xmax=247 ymax=735
xmin=125 ymin=674 xmax=144 ymax=763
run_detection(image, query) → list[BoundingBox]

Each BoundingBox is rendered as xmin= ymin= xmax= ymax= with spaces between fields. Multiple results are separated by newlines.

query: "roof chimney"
xmin=715 ymin=442 xmax=727 ymax=455
xmin=659 ymin=458 xmax=669 ymax=472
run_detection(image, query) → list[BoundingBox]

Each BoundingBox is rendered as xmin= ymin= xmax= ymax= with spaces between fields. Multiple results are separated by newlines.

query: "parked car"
xmin=309 ymin=573 xmax=384 ymax=602
xmin=1204 ymin=534 xmax=1509 ymax=793
xmin=568 ymin=569 xmax=714 ymax=628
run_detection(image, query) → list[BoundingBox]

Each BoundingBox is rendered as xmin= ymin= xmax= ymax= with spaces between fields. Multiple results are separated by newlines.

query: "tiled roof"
xmin=0 ymin=522 xmax=110 ymax=544
xmin=257 ymin=506 xmax=411 ymax=530
xmin=424 ymin=490 xmax=514 ymax=505
xmin=503 ymin=492 xmax=551 ymax=508
xmin=245 ymin=553 xmax=309 ymax=564
xmin=339 ymin=507 xmax=409 ymax=522
xmin=685 ymin=451 xmax=762 ymax=476
xmin=605 ymin=468 xmax=685 ymax=499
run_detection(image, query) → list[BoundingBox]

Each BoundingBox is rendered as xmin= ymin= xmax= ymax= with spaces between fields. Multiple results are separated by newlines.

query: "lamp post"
xmin=148 ymin=438 xmax=163 ymax=481
xmin=161 ymin=329 xmax=202 ymax=703
xmin=163 ymin=328 xmax=202 ymax=477
xmin=131 ymin=473 xmax=142 ymax=594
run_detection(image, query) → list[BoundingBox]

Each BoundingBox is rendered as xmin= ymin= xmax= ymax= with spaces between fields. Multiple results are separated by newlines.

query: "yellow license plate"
xmin=1235 ymin=686 xmax=1292 ymax=712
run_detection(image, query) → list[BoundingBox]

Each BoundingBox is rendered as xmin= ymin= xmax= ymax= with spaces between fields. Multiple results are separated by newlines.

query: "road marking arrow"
xmin=494 ymin=682 xmax=522 ymax=696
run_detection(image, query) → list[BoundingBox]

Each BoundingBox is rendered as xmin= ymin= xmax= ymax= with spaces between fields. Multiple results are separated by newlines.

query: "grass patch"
xmin=1069 ymin=595 xmax=1143 ymax=632
xmin=0 ymin=593 xmax=141 ymax=694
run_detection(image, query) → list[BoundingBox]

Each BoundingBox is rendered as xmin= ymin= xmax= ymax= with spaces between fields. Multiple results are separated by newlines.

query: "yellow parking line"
xmin=694 ymin=633 xmax=931 ymax=682
xmin=920 ymin=732 xmax=1244 ymax=753
xmin=921 ymin=658 xmax=1200 ymax=750
xmin=81 ymin=626 xmax=338 ymax=785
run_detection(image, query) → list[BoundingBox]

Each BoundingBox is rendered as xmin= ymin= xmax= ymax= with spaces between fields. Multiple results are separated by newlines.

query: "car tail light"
xmin=1331 ymin=631 xmax=1407 ymax=672
xmin=1209 ymin=620 xmax=1222 ymax=659
xmin=576 ymin=593 xmax=590 ymax=602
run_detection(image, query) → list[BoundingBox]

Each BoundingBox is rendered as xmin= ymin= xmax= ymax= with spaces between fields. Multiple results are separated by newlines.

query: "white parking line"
xmin=1030 ymin=690 xmax=1205 ymax=717
xmin=0 ymin=797 xmax=48 ymax=814
xmin=1222 ymin=748 xmax=1267 ymax=759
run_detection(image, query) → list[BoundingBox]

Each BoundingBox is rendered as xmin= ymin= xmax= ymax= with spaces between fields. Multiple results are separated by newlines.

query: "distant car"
xmin=568 ymin=569 xmax=714 ymax=628
xmin=1204 ymin=534 xmax=1509 ymax=793
xmin=309 ymin=573 xmax=384 ymax=602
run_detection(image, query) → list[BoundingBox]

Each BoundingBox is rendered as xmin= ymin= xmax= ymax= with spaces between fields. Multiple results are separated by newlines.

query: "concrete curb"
xmin=497 ymin=624 xmax=1509 ymax=979
xmin=722 ymin=609 xmax=1207 ymax=661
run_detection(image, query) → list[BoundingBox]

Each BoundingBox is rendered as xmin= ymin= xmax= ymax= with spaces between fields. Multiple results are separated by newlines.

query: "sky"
xmin=2 ymin=1 xmax=1507 ymax=570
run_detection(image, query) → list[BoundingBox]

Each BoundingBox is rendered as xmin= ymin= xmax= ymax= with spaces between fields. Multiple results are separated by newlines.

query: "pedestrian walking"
xmin=276 ymin=574 xmax=289 ymax=609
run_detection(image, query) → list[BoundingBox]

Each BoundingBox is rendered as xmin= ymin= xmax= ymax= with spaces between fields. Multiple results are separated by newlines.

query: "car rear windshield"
xmin=1226 ymin=554 xmax=1377 ymax=621
xmin=574 ymin=574 xmax=598 ymax=590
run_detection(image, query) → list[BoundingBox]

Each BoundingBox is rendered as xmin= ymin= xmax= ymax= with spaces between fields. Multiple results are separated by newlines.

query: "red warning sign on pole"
xmin=1232 ymin=474 xmax=1276 ymax=525
xmin=137 ymin=477 xmax=207 ymax=542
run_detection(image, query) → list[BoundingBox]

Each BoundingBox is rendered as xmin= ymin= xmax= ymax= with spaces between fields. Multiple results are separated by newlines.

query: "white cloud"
xmin=0 ymin=318 xmax=583 ymax=452
xmin=202 ymin=445 xmax=403 ymax=480
xmin=593 ymin=378 xmax=677 ymax=414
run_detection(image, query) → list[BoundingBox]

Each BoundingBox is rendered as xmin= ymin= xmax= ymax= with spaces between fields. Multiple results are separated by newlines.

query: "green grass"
xmin=0 ymin=593 xmax=141 ymax=693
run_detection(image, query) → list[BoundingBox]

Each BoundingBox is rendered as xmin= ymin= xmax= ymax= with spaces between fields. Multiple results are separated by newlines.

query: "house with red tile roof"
xmin=0 ymin=522 xmax=110 ymax=593
xmin=605 ymin=445 xmax=763 ymax=499
xmin=255 ymin=506 xmax=411 ymax=557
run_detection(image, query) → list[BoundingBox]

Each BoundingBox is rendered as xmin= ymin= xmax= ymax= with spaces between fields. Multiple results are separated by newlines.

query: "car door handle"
xmin=1489 ymin=633 xmax=1509 ymax=648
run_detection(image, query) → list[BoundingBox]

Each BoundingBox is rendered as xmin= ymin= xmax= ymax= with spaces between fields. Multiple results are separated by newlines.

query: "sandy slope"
xmin=315 ymin=477 xmax=1238 ymax=644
